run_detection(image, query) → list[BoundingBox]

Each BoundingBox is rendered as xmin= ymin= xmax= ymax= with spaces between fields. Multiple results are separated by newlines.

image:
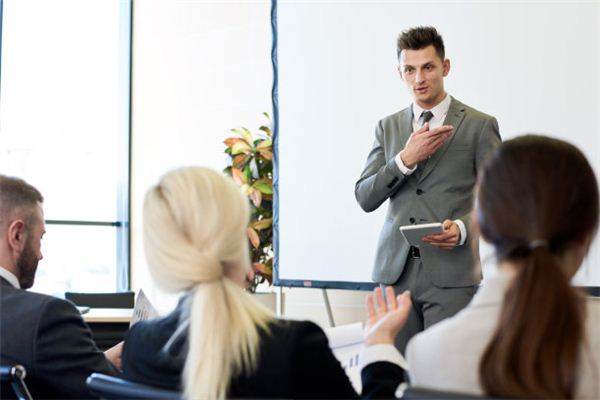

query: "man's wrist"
xmin=454 ymin=219 xmax=467 ymax=246
xmin=400 ymin=150 xmax=416 ymax=169
xmin=396 ymin=151 xmax=417 ymax=174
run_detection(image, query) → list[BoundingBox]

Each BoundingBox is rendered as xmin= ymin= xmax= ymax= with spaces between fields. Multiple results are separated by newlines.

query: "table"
xmin=83 ymin=308 xmax=134 ymax=351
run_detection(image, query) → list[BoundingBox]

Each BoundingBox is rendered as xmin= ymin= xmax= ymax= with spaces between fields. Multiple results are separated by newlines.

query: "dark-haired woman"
xmin=406 ymin=135 xmax=600 ymax=399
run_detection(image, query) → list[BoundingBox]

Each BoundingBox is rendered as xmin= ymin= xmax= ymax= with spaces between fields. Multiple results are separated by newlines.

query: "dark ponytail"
xmin=480 ymin=246 xmax=584 ymax=398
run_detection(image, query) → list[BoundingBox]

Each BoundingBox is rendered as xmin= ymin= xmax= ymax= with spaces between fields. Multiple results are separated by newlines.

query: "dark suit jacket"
xmin=0 ymin=278 xmax=119 ymax=399
xmin=355 ymin=97 xmax=501 ymax=287
xmin=122 ymin=299 xmax=404 ymax=398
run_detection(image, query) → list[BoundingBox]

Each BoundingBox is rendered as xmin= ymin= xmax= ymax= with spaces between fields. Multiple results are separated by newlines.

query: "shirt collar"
xmin=0 ymin=266 xmax=20 ymax=289
xmin=412 ymin=93 xmax=451 ymax=122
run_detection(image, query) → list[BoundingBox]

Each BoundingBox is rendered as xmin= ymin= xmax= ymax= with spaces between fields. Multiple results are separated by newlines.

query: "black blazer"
xmin=122 ymin=299 xmax=404 ymax=398
xmin=0 ymin=278 xmax=119 ymax=399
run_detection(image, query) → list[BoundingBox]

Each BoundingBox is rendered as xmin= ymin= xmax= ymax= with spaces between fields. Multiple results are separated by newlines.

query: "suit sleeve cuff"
xmin=359 ymin=344 xmax=409 ymax=370
xmin=395 ymin=152 xmax=417 ymax=175
xmin=454 ymin=219 xmax=467 ymax=246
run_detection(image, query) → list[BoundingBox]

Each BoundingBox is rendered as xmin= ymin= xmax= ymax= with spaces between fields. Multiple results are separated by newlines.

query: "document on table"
xmin=130 ymin=289 xmax=159 ymax=326
xmin=324 ymin=322 xmax=363 ymax=393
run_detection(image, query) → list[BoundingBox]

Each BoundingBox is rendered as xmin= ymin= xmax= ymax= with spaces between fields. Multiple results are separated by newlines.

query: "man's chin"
xmin=19 ymin=277 xmax=35 ymax=290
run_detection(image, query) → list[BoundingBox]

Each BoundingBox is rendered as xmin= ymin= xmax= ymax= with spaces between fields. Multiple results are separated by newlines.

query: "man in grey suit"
xmin=0 ymin=175 xmax=120 ymax=398
xmin=355 ymin=26 xmax=501 ymax=353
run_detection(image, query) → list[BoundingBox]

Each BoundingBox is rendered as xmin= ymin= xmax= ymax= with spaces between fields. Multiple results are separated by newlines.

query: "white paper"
xmin=130 ymin=289 xmax=159 ymax=326
xmin=324 ymin=322 xmax=364 ymax=393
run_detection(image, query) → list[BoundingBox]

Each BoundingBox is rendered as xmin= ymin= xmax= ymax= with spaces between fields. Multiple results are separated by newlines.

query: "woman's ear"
xmin=223 ymin=260 xmax=248 ymax=288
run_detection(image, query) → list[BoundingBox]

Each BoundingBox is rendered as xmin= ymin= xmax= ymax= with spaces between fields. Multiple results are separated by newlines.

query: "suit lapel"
xmin=399 ymin=107 xmax=414 ymax=145
xmin=417 ymin=98 xmax=466 ymax=183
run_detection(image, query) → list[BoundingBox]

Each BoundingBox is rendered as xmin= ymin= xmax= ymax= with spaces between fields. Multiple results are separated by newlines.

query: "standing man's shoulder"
xmin=378 ymin=105 xmax=413 ymax=128
xmin=450 ymin=97 xmax=497 ymax=122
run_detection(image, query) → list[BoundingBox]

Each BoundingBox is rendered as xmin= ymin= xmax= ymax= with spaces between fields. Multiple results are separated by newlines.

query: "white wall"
xmin=131 ymin=0 xmax=273 ymax=311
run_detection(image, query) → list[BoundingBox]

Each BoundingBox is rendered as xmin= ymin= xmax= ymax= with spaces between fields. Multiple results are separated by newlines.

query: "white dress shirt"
xmin=0 ymin=265 xmax=20 ymax=288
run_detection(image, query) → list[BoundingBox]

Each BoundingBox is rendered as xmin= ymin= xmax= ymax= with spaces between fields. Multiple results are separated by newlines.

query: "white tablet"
xmin=399 ymin=222 xmax=443 ymax=247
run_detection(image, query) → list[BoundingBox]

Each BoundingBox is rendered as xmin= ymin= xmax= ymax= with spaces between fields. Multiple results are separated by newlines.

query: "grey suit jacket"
xmin=355 ymin=97 xmax=501 ymax=287
xmin=0 ymin=278 xmax=119 ymax=399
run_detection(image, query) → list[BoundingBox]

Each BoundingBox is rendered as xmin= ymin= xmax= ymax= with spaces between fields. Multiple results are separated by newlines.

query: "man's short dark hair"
xmin=0 ymin=175 xmax=44 ymax=226
xmin=397 ymin=26 xmax=445 ymax=62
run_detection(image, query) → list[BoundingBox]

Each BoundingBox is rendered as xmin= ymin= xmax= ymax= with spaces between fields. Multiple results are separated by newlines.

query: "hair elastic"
xmin=528 ymin=239 xmax=548 ymax=250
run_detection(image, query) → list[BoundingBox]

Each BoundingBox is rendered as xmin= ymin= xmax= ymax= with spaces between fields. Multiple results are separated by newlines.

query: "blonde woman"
xmin=121 ymin=167 xmax=411 ymax=399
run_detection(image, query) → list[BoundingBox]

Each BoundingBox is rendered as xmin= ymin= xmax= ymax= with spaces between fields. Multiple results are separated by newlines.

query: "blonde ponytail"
xmin=143 ymin=167 xmax=274 ymax=399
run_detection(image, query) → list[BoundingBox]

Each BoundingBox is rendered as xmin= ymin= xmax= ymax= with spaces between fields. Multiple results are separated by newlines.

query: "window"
xmin=0 ymin=0 xmax=132 ymax=297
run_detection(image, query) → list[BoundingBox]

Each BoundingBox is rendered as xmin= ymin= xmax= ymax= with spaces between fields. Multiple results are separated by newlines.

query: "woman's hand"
xmin=364 ymin=287 xmax=411 ymax=346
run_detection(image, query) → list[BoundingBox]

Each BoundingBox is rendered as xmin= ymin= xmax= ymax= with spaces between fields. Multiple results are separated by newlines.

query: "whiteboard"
xmin=273 ymin=0 xmax=600 ymax=288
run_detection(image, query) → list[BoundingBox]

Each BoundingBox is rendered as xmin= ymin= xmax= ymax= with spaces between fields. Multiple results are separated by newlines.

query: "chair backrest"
xmin=400 ymin=386 xmax=485 ymax=399
xmin=65 ymin=292 xmax=135 ymax=309
xmin=0 ymin=365 xmax=33 ymax=400
xmin=86 ymin=373 xmax=181 ymax=400
xmin=577 ymin=286 xmax=600 ymax=297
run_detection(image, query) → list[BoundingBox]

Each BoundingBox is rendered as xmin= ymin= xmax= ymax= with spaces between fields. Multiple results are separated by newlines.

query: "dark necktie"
xmin=421 ymin=110 xmax=434 ymax=127
xmin=416 ymin=111 xmax=434 ymax=178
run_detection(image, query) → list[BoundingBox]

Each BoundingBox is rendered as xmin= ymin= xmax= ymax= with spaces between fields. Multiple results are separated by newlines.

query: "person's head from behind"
xmin=143 ymin=166 xmax=272 ymax=400
xmin=397 ymin=26 xmax=449 ymax=109
xmin=0 ymin=175 xmax=45 ymax=289
xmin=475 ymin=135 xmax=599 ymax=398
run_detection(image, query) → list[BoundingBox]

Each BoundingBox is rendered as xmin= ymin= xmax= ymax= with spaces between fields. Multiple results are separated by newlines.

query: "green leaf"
xmin=232 ymin=154 xmax=250 ymax=170
xmin=262 ymin=112 xmax=271 ymax=121
xmin=250 ymin=188 xmax=262 ymax=208
xmin=251 ymin=218 xmax=272 ymax=230
xmin=253 ymin=262 xmax=272 ymax=282
xmin=259 ymin=125 xmax=271 ymax=137
xmin=253 ymin=179 xmax=273 ymax=194
xmin=224 ymin=137 xmax=243 ymax=148
xmin=243 ymin=165 xmax=252 ymax=183
xmin=231 ymin=141 xmax=251 ymax=155
xmin=247 ymin=227 xmax=260 ymax=249
xmin=241 ymin=127 xmax=254 ymax=147
xmin=256 ymin=139 xmax=272 ymax=150
xmin=231 ymin=168 xmax=247 ymax=185
xmin=258 ymin=149 xmax=273 ymax=161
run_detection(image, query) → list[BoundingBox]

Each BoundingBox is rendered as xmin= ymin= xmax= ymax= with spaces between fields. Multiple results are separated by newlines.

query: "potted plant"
xmin=223 ymin=113 xmax=273 ymax=293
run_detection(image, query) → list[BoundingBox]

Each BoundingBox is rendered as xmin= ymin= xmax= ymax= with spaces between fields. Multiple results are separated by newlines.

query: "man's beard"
xmin=17 ymin=240 xmax=39 ymax=289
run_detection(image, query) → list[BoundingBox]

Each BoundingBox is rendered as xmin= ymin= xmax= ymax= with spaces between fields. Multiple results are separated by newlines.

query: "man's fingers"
xmin=428 ymin=242 xmax=456 ymax=250
xmin=442 ymin=219 xmax=454 ymax=230
xmin=413 ymin=123 xmax=430 ymax=135
xmin=423 ymin=232 xmax=454 ymax=241
xmin=429 ymin=125 xmax=453 ymax=136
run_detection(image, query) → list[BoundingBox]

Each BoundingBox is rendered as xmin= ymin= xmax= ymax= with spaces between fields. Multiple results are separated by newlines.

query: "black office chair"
xmin=0 ymin=365 xmax=33 ymax=400
xmin=65 ymin=291 xmax=135 ymax=308
xmin=400 ymin=385 xmax=485 ymax=399
xmin=577 ymin=286 xmax=600 ymax=297
xmin=86 ymin=373 xmax=180 ymax=400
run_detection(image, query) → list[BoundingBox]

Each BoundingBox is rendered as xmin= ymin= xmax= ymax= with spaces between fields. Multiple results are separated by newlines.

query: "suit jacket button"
xmin=409 ymin=217 xmax=416 ymax=224
xmin=416 ymin=189 xmax=423 ymax=195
